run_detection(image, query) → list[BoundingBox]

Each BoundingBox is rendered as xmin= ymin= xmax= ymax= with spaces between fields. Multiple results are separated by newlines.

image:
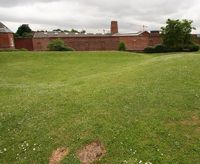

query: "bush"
xmin=20 ymin=48 xmax=28 ymax=51
xmin=59 ymin=46 xmax=74 ymax=51
xmin=118 ymin=42 xmax=126 ymax=51
xmin=144 ymin=44 xmax=199 ymax=53
xmin=173 ymin=46 xmax=183 ymax=52
xmin=153 ymin=44 xmax=181 ymax=53
xmin=48 ymin=39 xmax=74 ymax=51
xmin=187 ymin=45 xmax=199 ymax=52
xmin=154 ymin=44 xmax=167 ymax=53
xmin=144 ymin=46 xmax=155 ymax=53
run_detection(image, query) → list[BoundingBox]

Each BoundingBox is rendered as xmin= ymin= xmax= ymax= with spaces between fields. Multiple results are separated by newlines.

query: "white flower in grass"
xmin=139 ymin=160 xmax=142 ymax=164
xmin=33 ymin=148 xmax=36 ymax=151
xmin=4 ymin=148 xmax=7 ymax=152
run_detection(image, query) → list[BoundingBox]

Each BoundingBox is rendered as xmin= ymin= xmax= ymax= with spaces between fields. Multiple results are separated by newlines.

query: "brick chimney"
xmin=111 ymin=21 xmax=118 ymax=34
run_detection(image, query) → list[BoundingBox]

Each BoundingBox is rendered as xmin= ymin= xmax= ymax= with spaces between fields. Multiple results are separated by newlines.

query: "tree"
xmin=53 ymin=29 xmax=63 ymax=32
xmin=161 ymin=19 xmax=195 ymax=48
xmin=70 ymin=29 xmax=79 ymax=33
xmin=80 ymin=30 xmax=86 ymax=34
xmin=69 ymin=29 xmax=86 ymax=34
xmin=16 ymin=24 xmax=32 ymax=36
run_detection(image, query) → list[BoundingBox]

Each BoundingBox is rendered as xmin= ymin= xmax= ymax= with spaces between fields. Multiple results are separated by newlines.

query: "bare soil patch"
xmin=181 ymin=115 xmax=200 ymax=126
xmin=49 ymin=147 xmax=69 ymax=164
xmin=167 ymin=114 xmax=200 ymax=136
xmin=195 ymin=127 xmax=200 ymax=134
xmin=76 ymin=141 xmax=106 ymax=164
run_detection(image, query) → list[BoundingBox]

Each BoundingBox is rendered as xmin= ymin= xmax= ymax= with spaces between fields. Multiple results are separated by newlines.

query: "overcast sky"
xmin=0 ymin=0 xmax=200 ymax=33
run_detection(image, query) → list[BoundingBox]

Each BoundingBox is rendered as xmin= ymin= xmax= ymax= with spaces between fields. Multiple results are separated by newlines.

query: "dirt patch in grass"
xmin=168 ymin=115 xmax=200 ymax=135
xmin=76 ymin=141 xmax=106 ymax=164
xmin=181 ymin=115 xmax=200 ymax=135
xmin=181 ymin=115 xmax=200 ymax=126
xmin=49 ymin=147 xmax=69 ymax=164
xmin=168 ymin=114 xmax=200 ymax=135
xmin=195 ymin=127 xmax=200 ymax=134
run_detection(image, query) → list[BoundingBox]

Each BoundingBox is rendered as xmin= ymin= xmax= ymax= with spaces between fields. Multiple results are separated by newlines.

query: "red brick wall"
xmin=119 ymin=32 xmax=150 ymax=51
xmin=149 ymin=36 xmax=162 ymax=46
xmin=33 ymin=37 xmax=119 ymax=51
xmin=0 ymin=33 xmax=15 ymax=49
xmin=14 ymin=38 xmax=33 ymax=51
xmin=195 ymin=38 xmax=200 ymax=45
xmin=192 ymin=35 xmax=200 ymax=45
xmin=32 ymin=38 xmax=50 ymax=51
xmin=63 ymin=37 xmax=119 ymax=51
xmin=26 ymin=33 xmax=163 ymax=51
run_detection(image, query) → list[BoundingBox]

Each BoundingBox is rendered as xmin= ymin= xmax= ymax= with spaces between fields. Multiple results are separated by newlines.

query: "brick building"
xmin=31 ymin=21 xmax=161 ymax=51
xmin=0 ymin=22 xmax=15 ymax=49
xmin=33 ymin=33 xmax=119 ymax=51
xmin=2 ymin=21 xmax=200 ymax=51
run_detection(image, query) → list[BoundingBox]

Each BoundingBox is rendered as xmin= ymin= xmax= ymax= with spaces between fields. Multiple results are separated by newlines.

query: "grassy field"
xmin=0 ymin=51 xmax=200 ymax=163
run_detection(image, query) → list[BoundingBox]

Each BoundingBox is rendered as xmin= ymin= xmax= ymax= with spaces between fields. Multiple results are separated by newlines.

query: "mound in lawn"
xmin=0 ymin=51 xmax=200 ymax=163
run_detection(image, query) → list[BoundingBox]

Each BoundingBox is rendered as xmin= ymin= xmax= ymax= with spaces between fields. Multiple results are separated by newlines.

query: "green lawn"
xmin=0 ymin=51 xmax=200 ymax=163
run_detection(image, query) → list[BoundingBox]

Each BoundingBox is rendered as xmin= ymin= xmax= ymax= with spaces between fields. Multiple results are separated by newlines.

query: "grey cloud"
xmin=0 ymin=0 xmax=199 ymax=33
xmin=0 ymin=0 xmax=61 ymax=7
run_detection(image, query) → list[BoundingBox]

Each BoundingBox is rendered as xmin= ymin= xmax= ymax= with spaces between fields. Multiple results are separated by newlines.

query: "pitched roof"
xmin=0 ymin=22 xmax=13 ymax=33
xmin=112 ymin=31 xmax=149 ymax=36
xmin=33 ymin=31 xmax=112 ymax=38
xmin=33 ymin=31 xmax=149 ymax=38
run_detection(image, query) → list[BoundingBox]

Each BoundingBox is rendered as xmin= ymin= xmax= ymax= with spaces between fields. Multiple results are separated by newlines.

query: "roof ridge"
xmin=0 ymin=22 xmax=13 ymax=33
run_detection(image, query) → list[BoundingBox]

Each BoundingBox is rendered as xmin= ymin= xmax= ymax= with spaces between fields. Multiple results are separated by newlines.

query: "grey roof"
xmin=0 ymin=22 xmax=13 ymax=33
xmin=33 ymin=31 xmax=148 ymax=38
xmin=112 ymin=31 xmax=148 ymax=36
xmin=33 ymin=31 xmax=112 ymax=38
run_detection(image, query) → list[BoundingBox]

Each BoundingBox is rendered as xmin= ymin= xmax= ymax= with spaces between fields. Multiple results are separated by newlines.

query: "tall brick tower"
xmin=111 ymin=21 xmax=118 ymax=34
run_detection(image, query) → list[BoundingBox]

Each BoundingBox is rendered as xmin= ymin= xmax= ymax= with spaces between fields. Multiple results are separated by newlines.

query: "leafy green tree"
xmin=80 ymin=30 xmax=86 ymax=34
xmin=70 ymin=29 xmax=79 ymax=33
xmin=59 ymin=29 xmax=86 ymax=34
xmin=53 ymin=29 xmax=63 ymax=32
xmin=161 ymin=19 xmax=195 ymax=48
xmin=16 ymin=24 xmax=32 ymax=36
